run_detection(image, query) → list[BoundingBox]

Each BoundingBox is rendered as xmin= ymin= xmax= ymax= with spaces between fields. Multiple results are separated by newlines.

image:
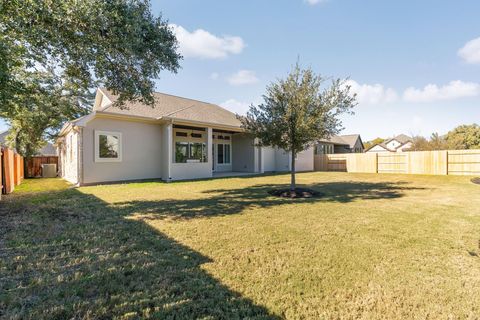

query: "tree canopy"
xmin=410 ymin=124 xmax=480 ymax=151
xmin=0 ymin=0 xmax=181 ymax=156
xmin=239 ymin=63 xmax=356 ymax=192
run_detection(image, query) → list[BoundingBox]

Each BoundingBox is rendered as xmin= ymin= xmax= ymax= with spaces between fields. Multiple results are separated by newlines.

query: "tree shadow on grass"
xmin=0 ymin=189 xmax=279 ymax=319
xmin=114 ymin=181 xmax=428 ymax=221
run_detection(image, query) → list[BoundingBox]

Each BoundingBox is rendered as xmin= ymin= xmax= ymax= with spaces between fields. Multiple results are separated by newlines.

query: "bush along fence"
xmin=314 ymin=149 xmax=480 ymax=176
xmin=1 ymin=147 xmax=24 ymax=198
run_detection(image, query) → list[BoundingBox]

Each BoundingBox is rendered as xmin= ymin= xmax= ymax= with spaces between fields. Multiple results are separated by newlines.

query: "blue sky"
xmin=2 ymin=0 xmax=479 ymax=140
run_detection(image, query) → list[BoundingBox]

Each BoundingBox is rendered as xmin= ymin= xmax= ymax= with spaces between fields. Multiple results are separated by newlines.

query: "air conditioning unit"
xmin=41 ymin=164 xmax=57 ymax=178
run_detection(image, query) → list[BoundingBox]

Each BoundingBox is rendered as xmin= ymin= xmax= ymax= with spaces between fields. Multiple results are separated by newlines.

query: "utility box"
xmin=41 ymin=164 xmax=57 ymax=178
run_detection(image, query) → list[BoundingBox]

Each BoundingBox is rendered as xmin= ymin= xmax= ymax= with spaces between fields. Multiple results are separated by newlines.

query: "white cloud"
xmin=220 ymin=99 xmax=253 ymax=115
xmin=170 ymin=24 xmax=245 ymax=59
xmin=403 ymin=80 xmax=480 ymax=103
xmin=227 ymin=70 xmax=259 ymax=86
xmin=458 ymin=37 xmax=480 ymax=64
xmin=305 ymin=0 xmax=328 ymax=5
xmin=210 ymin=72 xmax=219 ymax=80
xmin=344 ymin=80 xmax=398 ymax=105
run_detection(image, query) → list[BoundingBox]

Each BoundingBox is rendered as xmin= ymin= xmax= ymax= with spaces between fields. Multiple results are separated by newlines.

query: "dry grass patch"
xmin=1 ymin=173 xmax=480 ymax=319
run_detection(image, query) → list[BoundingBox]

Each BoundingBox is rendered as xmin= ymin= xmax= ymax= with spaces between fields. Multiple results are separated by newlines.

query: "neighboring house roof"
xmin=365 ymin=134 xmax=413 ymax=152
xmin=98 ymin=88 xmax=242 ymax=128
xmin=387 ymin=134 xmax=412 ymax=145
xmin=37 ymin=143 xmax=57 ymax=156
xmin=319 ymin=134 xmax=363 ymax=149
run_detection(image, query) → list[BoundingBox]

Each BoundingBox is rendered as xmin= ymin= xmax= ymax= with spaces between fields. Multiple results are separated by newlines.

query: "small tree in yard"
xmin=239 ymin=63 xmax=357 ymax=196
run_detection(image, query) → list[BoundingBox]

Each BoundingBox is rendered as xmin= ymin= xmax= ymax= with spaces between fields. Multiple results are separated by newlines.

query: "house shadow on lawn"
xmin=114 ymin=180 xmax=427 ymax=221
xmin=0 ymin=189 xmax=279 ymax=319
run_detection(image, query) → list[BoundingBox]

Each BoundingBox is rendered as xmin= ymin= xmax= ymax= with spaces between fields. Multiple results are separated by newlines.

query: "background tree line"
xmin=364 ymin=124 xmax=480 ymax=151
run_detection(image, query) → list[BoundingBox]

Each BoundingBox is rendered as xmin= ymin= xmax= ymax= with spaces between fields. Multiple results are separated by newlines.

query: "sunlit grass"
xmin=1 ymin=173 xmax=480 ymax=319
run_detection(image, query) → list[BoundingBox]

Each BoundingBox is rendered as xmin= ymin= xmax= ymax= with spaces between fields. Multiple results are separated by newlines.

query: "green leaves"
xmin=239 ymin=63 xmax=357 ymax=155
xmin=0 ymin=0 xmax=181 ymax=156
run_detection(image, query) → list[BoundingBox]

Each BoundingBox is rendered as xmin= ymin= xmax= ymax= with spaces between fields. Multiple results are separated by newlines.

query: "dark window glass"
xmin=175 ymin=142 xmax=188 ymax=163
xmin=99 ymin=134 xmax=119 ymax=158
xmin=190 ymin=143 xmax=206 ymax=161
xmin=225 ymin=144 xmax=231 ymax=163
xmin=176 ymin=132 xmax=188 ymax=137
xmin=191 ymin=133 xmax=202 ymax=138
xmin=217 ymin=144 xmax=224 ymax=164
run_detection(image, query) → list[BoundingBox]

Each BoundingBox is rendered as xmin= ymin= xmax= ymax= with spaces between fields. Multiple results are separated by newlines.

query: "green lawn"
xmin=1 ymin=173 xmax=480 ymax=319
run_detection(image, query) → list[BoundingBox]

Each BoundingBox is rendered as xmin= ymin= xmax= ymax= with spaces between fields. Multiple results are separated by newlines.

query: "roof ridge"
xmin=101 ymin=87 xmax=222 ymax=108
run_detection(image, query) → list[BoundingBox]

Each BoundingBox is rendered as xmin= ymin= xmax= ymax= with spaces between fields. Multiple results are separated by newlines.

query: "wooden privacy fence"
xmin=26 ymin=156 xmax=58 ymax=178
xmin=314 ymin=150 xmax=480 ymax=176
xmin=1 ymin=147 xmax=24 ymax=198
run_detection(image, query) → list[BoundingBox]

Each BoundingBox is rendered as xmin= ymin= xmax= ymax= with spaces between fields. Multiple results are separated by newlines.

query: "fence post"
xmin=446 ymin=150 xmax=449 ymax=175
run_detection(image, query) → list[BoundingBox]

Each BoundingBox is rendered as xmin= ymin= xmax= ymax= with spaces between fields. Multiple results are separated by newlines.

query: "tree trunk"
xmin=290 ymin=151 xmax=296 ymax=191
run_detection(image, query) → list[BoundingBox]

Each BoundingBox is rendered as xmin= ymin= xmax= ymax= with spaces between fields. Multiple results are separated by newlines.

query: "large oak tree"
xmin=0 ymin=0 xmax=181 ymax=156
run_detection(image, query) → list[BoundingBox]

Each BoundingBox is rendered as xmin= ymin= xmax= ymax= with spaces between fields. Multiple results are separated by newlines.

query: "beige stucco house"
xmin=57 ymin=88 xmax=314 ymax=185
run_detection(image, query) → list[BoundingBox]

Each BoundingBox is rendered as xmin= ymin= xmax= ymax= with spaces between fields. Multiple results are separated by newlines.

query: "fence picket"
xmin=314 ymin=149 xmax=480 ymax=176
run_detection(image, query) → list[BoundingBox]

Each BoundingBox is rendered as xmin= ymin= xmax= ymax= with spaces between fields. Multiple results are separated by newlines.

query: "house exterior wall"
xmin=262 ymin=146 xmax=276 ymax=172
xmin=352 ymin=139 xmax=364 ymax=153
xmin=295 ymin=147 xmax=315 ymax=172
xmin=232 ymin=134 xmax=256 ymax=172
xmin=61 ymin=130 xmax=80 ymax=184
xmin=366 ymin=145 xmax=390 ymax=153
xmin=170 ymin=162 xmax=212 ymax=180
xmin=397 ymin=141 xmax=413 ymax=152
xmin=275 ymin=148 xmax=291 ymax=172
xmin=386 ymin=139 xmax=401 ymax=150
xmin=82 ymin=118 xmax=163 ymax=184
xmin=160 ymin=123 xmax=172 ymax=180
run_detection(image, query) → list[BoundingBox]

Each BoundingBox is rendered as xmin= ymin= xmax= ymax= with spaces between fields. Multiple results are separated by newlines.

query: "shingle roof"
xmin=99 ymin=88 xmax=242 ymax=128
xmin=319 ymin=134 xmax=362 ymax=148
xmin=37 ymin=143 xmax=57 ymax=156
xmin=387 ymin=134 xmax=412 ymax=144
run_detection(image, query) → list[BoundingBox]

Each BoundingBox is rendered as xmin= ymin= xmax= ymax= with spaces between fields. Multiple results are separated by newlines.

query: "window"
xmin=175 ymin=142 xmax=189 ymax=163
xmin=225 ymin=144 xmax=230 ymax=163
xmin=175 ymin=142 xmax=206 ymax=163
xmin=216 ymin=143 xmax=231 ymax=164
xmin=217 ymin=144 xmax=224 ymax=164
xmin=190 ymin=142 xmax=207 ymax=162
xmin=191 ymin=133 xmax=202 ymax=138
xmin=95 ymin=131 xmax=122 ymax=162
xmin=176 ymin=132 xmax=187 ymax=137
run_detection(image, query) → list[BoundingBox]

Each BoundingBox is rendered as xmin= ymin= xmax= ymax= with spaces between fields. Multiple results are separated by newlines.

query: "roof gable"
xmin=98 ymin=88 xmax=241 ymax=128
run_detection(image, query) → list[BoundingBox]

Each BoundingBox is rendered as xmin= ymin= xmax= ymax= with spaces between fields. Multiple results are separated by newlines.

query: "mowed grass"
xmin=1 ymin=173 xmax=480 ymax=319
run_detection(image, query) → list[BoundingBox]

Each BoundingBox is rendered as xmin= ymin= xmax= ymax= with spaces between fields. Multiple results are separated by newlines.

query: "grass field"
xmin=1 ymin=172 xmax=480 ymax=319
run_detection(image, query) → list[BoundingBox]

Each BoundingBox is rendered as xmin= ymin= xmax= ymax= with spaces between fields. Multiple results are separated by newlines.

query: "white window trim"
xmin=95 ymin=130 xmax=123 ymax=163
